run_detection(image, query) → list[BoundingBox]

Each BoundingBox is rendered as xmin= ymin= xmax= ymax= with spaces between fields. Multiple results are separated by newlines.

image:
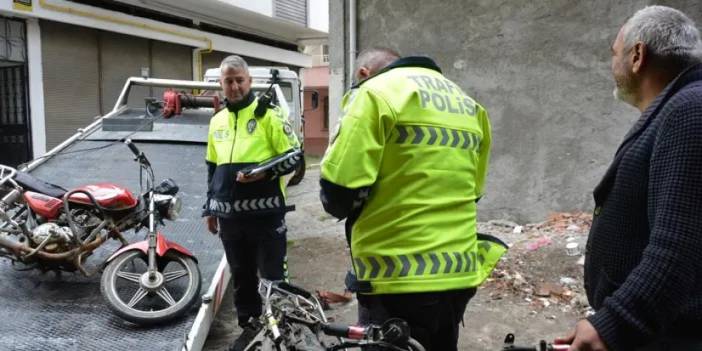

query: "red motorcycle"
xmin=0 ymin=140 xmax=201 ymax=325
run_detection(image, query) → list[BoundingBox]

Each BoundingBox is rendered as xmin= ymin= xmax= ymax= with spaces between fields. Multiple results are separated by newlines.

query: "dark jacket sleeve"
xmin=588 ymin=96 xmax=702 ymax=350
xmin=203 ymin=161 xmax=216 ymax=216
xmin=319 ymin=178 xmax=370 ymax=220
xmin=206 ymin=161 xmax=216 ymax=196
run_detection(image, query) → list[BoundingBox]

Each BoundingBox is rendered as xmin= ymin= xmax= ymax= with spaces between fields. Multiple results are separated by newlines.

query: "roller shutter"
xmin=275 ymin=0 xmax=307 ymax=26
xmin=40 ymin=20 xmax=100 ymax=149
xmin=99 ymin=31 xmax=150 ymax=113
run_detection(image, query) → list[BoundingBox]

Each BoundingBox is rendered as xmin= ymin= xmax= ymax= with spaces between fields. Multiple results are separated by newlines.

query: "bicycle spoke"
xmin=127 ymin=287 xmax=148 ymax=307
xmin=156 ymin=287 xmax=176 ymax=306
xmin=116 ymin=271 xmax=141 ymax=283
xmin=164 ymin=269 xmax=188 ymax=282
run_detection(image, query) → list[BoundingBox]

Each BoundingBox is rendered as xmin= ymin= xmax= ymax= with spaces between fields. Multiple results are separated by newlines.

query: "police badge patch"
xmin=213 ymin=129 xmax=230 ymax=140
xmin=283 ymin=122 xmax=293 ymax=135
xmin=247 ymin=119 xmax=257 ymax=134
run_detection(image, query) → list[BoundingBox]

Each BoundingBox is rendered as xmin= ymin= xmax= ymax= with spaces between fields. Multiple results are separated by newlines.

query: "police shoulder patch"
xmin=247 ymin=119 xmax=257 ymax=134
xmin=283 ymin=122 xmax=293 ymax=135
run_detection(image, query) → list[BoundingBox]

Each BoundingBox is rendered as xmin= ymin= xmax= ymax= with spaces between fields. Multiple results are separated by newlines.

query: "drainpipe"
xmin=37 ymin=0 xmax=212 ymax=80
xmin=347 ymin=0 xmax=356 ymax=89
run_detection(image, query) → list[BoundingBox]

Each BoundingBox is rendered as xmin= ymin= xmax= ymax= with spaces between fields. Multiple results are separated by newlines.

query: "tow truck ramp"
xmin=0 ymin=79 xmax=233 ymax=351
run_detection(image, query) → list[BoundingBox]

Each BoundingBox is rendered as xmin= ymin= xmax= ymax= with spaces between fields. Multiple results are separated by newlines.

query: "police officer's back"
xmin=320 ymin=48 xmax=506 ymax=351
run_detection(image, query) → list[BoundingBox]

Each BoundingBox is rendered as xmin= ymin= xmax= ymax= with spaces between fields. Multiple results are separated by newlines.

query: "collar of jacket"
xmin=225 ymin=92 xmax=256 ymax=112
xmin=593 ymin=63 xmax=702 ymax=204
xmin=615 ymin=63 xmax=702 ymax=153
xmin=352 ymin=56 xmax=442 ymax=88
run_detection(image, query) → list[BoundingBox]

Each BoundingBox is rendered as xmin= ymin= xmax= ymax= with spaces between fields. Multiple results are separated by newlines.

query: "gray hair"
xmin=623 ymin=6 xmax=702 ymax=67
xmin=356 ymin=47 xmax=401 ymax=75
xmin=220 ymin=55 xmax=249 ymax=73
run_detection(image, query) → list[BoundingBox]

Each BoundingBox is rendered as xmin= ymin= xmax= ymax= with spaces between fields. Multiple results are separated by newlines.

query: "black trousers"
xmin=358 ymin=288 xmax=476 ymax=351
xmin=218 ymin=214 xmax=287 ymax=327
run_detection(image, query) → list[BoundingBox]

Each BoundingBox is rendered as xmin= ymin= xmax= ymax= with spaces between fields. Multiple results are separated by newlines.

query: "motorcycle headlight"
xmin=153 ymin=194 xmax=182 ymax=220
xmin=167 ymin=195 xmax=182 ymax=220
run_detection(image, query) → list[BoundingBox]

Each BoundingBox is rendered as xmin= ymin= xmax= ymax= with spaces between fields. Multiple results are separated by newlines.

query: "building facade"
xmin=0 ymin=0 xmax=328 ymax=166
xmin=301 ymin=43 xmax=329 ymax=156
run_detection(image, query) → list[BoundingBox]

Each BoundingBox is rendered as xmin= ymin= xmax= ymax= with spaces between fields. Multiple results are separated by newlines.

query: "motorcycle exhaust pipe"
xmin=0 ymin=232 xmax=106 ymax=262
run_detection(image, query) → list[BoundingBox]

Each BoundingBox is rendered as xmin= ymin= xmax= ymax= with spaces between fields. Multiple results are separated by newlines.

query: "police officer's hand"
xmin=236 ymin=171 xmax=267 ymax=183
xmin=555 ymin=319 xmax=608 ymax=351
xmin=206 ymin=216 xmax=218 ymax=234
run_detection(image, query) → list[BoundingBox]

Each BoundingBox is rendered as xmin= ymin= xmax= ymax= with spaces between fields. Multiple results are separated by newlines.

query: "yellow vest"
xmin=205 ymin=94 xmax=299 ymax=217
xmin=322 ymin=57 xmax=506 ymax=294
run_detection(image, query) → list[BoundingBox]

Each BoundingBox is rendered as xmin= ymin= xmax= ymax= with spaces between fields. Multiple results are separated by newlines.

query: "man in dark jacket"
xmin=556 ymin=6 xmax=702 ymax=351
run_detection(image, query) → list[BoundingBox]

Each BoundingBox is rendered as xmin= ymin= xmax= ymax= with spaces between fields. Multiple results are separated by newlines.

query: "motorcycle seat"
xmin=13 ymin=172 xmax=68 ymax=199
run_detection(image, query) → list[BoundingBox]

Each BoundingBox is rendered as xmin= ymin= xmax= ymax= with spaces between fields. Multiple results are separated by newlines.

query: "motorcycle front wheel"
xmin=101 ymin=250 xmax=201 ymax=325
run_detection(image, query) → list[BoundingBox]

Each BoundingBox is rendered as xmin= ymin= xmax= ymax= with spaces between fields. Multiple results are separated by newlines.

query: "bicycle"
xmin=242 ymin=279 xmax=425 ymax=351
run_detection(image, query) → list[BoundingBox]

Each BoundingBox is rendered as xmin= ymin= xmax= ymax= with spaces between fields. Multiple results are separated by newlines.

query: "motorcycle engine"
xmin=30 ymin=223 xmax=75 ymax=253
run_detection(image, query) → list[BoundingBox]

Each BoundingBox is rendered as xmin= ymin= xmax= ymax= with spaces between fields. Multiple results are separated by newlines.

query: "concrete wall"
xmin=336 ymin=0 xmax=702 ymax=222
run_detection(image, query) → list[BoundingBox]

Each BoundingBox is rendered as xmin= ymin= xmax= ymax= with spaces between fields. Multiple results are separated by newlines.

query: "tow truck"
xmin=0 ymin=76 xmax=289 ymax=350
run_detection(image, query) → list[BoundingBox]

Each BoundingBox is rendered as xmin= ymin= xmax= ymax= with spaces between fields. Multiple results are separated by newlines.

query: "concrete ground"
xmin=203 ymin=168 xmax=582 ymax=351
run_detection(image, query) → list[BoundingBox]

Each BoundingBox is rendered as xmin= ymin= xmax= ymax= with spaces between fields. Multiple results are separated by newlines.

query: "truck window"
xmin=278 ymin=82 xmax=293 ymax=102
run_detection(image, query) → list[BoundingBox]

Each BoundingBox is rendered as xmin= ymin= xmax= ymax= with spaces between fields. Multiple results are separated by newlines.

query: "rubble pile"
xmin=479 ymin=212 xmax=595 ymax=318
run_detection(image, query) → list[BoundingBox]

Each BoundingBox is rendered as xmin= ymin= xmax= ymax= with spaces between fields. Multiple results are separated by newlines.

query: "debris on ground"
xmin=526 ymin=236 xmax=552 ymax=251
xmin=479 ymin=211 xmax=593 ymax=318
xmin=316 ymin=290 xmax=353 ymax=310
xmin=317 ymin=290 xmax=353 ymax=304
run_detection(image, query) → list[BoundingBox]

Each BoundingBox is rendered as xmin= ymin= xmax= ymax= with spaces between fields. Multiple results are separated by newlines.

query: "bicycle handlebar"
xmin=320 ymin=323 xmax=367 ymax=339
xmin=502 ymin=333 xmax=570 ymax=351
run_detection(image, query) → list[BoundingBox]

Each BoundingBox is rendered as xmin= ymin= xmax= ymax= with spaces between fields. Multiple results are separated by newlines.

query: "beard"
xmin=612 ymin=66 xmax=638 ymax=107
xmin=613 ymin=86 xmax=634 ymax=105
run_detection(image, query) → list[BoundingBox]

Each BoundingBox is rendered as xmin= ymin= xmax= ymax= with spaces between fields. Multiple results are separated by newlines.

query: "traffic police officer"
xmin=203 ymin=55 xmax=301 ymax=351
xmin=320 ymin=48 xmax=507 ymax=351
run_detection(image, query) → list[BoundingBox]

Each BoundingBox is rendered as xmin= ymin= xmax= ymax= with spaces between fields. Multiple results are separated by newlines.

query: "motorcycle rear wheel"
xmin=101 ymin=250 xmax=201 ymax=325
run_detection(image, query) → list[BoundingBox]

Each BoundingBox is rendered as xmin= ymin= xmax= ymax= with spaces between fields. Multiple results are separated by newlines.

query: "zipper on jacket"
xmin=229 ymin=111 xmax=238 ymax=163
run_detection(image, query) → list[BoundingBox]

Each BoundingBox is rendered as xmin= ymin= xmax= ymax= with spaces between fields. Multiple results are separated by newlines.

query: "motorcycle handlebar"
xmin=124 ymin=139 xmax=151 ymax=168
xmin=124 ymin=138 xmax=141 ymax=157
